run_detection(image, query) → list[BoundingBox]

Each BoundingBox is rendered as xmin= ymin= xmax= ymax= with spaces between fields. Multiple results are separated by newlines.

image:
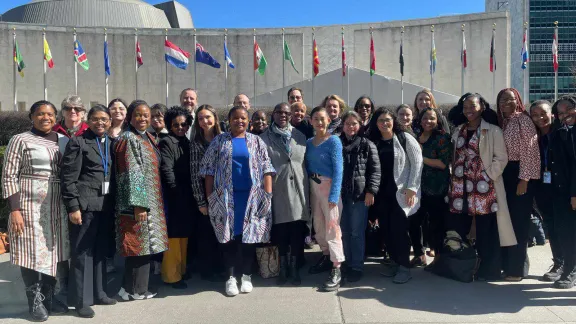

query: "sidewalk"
xmin=0 ymin=245 xmax=575 ymax=324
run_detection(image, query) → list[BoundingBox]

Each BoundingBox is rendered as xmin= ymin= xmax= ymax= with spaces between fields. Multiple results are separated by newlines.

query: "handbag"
xmin=428 ymin=235 xmax=479 ymax=283
xmin=255 ymin=245 xmax=279 ymax=279
xmin=0 ymin=232 xmax=10 ymax=255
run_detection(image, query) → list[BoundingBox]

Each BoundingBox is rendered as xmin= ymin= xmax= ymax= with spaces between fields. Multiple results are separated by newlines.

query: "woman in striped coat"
xmin=2 ymin=101 xmax=70 ymax=322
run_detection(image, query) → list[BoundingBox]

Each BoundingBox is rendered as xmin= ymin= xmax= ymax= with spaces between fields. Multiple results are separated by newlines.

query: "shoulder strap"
xmin=397 ymin=132 xmax=408 ymax=152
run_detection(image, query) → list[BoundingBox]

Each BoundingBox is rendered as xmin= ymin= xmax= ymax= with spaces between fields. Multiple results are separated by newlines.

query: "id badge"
xmin=102 ymin=181 xmax=110 ymax=195
xmin=543 ymin=171 xmax=552 ymax=184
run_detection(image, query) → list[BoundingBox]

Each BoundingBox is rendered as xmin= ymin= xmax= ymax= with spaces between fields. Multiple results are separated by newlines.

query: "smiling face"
xmin=32 ymin=105 xmax=57 ymax=133
xmin=170 ymin=115 xmax=189 ymax=137
xmin=180 ymin=90 xmax=197 ymax=113
xmin=343 ymin=116 xmax=361 ymax=138
xmin=356 ymin=98 xmax=372 ymax=121
xmin=62 ymin=104 xmax=85 ymax=126
xmin=229 ymin=109 xmax=249 ymax=135
xmin=498 ymin=90 xmax=517 ymax=118
xmin=288 ymin=89 xmax=303 ymax=105
xmin=377 ymin=112 xmax=394 ymax=137
xmin=325 ymin=99 xmax=341 ymax=120
xmin=557 ymin=100 xmax=576 ymax=126
xmin=131 ymin=105 xmax=151 ymax=131
xmin=251 ymin=111 xmax=268 ymax=133
xmin=311 ymin=110 xmax=330 ymax=133
xmin=463 ymin=96 xmax=483 ymax=124
xmin=421 ymin=110 xmax=438 ymax=133
xmin=88 ymin=111 xmax=111 ymax=137
xmin=273 ymin=104 xmax=291 ymax=128
xmin=397 ymin=107 xmax=413 ymax=127
xmin=234 ymin=94 xmax=251 ymax=110
xmin=109 ymin=102 xmax=127 ymax=124
xmin=197 ymin=108 xmax=215 ymax=134
xmin=416 ymin=92 xmax=432 ymax=112
xmin=530 ymin=104 xmax=552 ymax=131
xmin=150 ymin=110 xmax=165 ymax=132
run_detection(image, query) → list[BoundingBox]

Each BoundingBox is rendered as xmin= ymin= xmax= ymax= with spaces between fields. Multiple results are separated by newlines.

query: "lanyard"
xmin=96 ymin=135 xmax=109 ymax=178
xmin=542 ymin=134 xmax=550 ymax=171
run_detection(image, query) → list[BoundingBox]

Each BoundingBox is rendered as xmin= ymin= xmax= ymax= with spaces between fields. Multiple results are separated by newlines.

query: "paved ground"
xmin=0 ymin=245 xmax=575 ymax=324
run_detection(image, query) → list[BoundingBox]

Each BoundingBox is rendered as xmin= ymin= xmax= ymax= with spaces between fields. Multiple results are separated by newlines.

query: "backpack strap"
xmin=397 ymin=131 xmax=408 ymax=153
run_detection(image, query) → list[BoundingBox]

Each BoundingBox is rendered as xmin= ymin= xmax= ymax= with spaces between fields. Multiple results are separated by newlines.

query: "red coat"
xmin=53 ymin=122 xmax=89 ymax=138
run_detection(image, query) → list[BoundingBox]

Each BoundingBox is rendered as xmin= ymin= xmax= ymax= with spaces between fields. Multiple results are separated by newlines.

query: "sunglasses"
xmin=64 ymin=106 xmax=84 ymax=112
xmin=172 ymin=122 xmax=188 ymax=128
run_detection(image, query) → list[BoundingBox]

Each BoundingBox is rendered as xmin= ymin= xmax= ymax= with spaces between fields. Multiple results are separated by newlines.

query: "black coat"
xmin=548 ymin=126 xmax=576 ymax=198
xmin=159 ymin=134 xmax=196 ymax=238
xmin=61 ymin=129 xmax=115 ymax=213
xmin=340 ymin=135 xmax=381 ymax=202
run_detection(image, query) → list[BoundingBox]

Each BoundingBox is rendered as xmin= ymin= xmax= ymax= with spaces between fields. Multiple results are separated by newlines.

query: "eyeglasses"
xmin=64 ymin=106 xmax=84 ymax=112
xmin=89 ymin=117 xmax=110 ymax=123
xmin=151 ymin=115 xmax=164 ymax=120
xmin=172 ymin=123 xmax=188 ymax=128
xmin=289 ymin=95 xmax=302 ymax=100
xmin=274 ymin=111 xmax=292 ymax=116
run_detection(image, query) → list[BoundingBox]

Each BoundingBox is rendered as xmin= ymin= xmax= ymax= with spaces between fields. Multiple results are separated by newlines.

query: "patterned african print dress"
xmin=114 ymin=129 xmax=168 ymax=256
xmin=1 ymin=131 xmax=70 ymax=277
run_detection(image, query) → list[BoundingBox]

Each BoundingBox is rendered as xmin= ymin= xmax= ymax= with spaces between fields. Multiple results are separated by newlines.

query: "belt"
xmin=309 ymin=173 xmax=321 ymax=184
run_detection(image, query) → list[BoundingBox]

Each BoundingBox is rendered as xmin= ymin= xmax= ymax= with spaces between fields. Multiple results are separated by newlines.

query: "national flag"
xmin=462 ymin=32 xmax=467 ymax=69
xmin=104 ymin=40 xmax=111 ymax=76
xmin=284 ymin=40 xmax=298 ymax=74
xmin=313 ymin=39 xmax=320 ymax=77
xmin=164 ymin=40 xmax=190 ymax=70
xmin=399 ymin=37 xmax=404 ymax=76
xmin=370 ymin=35 xmax=376 ymax=76
xmin=74 ymin=40 xmax=90 ymax=71
xmin=521 ymin=29 xmax=528 ymax=69
xmin=13 ymin=40 xmax=25 ymax=77
xmin=552 ymin=33 xmax=559 ymax=72
xmin=342 ymin=33 xmax=347 ymax=77
xmin=44 ymin=38 xmax=54 ymax=69
xmin=254 ymin=41 xmax=267 ymax=75
xmin=430 ymin=33 xmax=436 ymax=75
xmin=224 ymin=41 xmax=235 ymax=69
xmin=195 ymin=42 xmax=220 ymax=68
xmin=490 ymin=32 xmax=496 ymax=72
xmin=136 ymin=41 xmax=143 ymax=67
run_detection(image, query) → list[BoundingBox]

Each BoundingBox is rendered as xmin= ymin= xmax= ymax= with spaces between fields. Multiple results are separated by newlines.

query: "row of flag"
xmin=12 ymin=26 xmax=561 ymax=80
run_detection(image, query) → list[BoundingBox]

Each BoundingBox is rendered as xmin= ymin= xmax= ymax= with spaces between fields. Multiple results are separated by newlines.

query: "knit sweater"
xmin=305 ymin=135 xmax=343 ymax=203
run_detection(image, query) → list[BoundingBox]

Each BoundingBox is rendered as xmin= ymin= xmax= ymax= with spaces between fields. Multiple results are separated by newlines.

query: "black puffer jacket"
xmin=340 ymin=135 xmax=381 ymax=202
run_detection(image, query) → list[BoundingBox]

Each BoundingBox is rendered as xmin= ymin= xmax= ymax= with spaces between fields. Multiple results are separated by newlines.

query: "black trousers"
xmin=534 ymin=183 xmax=563 ymax=264
xmin=221 ymin=235 xmax=256 ymax=277
xmin=68 ymin=211 xmax=110 ymax=307
xmin=375 ymin=194 xmax=411 ymax=268
xmin=502 ymin=161 xmax=533 ymax=277
xmin=21 ymin=267 xmax=57 ymax=288
xmin=409 ymin=194 xmax=447 ymax=256
xmin=123 ymin=255 xmax=151 ymax=295
xmin=197 ymin=214 xmax=223 ymax=277
xmin=446 ymin=213 xmax=502 ymax=279
xmin=272 ymin=221 xmax=306 ymax=257
xmin=553 ymin=195 xmax=576 ymax=273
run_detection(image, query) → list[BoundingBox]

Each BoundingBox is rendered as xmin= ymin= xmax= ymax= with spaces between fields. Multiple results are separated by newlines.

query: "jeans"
xmin=340 ymin=196 xmax=368 ymax=271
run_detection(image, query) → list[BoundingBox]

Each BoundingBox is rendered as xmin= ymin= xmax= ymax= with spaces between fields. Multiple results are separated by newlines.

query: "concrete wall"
xmin=0 ymin=11 xmax=509 ymax=112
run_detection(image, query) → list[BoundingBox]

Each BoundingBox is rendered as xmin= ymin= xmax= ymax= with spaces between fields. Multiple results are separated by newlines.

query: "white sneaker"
xmin=117 ymin=287 xmax=143 ymax=301
xmin=225 ymin=276 xmax=239 ymax=297
xmin=240 ymin=275 xmax=253 ymax=293
xmin=143 ymin=291 xmax=157 ymax=299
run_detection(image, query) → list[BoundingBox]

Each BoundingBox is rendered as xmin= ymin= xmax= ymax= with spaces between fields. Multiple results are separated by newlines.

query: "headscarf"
xmin=270 ymin=122 xmax=292 ymax=155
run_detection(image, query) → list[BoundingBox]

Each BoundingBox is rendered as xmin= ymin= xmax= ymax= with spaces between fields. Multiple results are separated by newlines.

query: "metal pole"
xmin=74 ymin=28 xmax=78 ymax=95
xmin=105 ymin=28 xmax=109 ymax=104
xmin=43 ymin=28 xmax=47 ymax=101
xmin=430 ymin=25 xmax=434 ymax=93
xmin=554 ymin=21 xmax=558 ymax=102
xmin=135 ymin=28 xmax=138 ymax=99
xmin=224 ymin=30 xmax=228 ymax=109
xmin=253 ymin=29 xmax=257 ymax=109
xmin=165 ymin=29 xmax=168 ymax=106
xmin=194 ymin=29 xmax=197 ymax=90
xmin=341 ymin=27 xmax=345 ymax=104
xmin=401 ymin=26 xmax=404 ymax=104
xmin=369 ymin=27 xmax=373 ymax=100
xmin=492 ymin=24 xmax=496 ymax=103
xmin=282 ymin=28 xmax=286 ymax=92
xmin=311 ymin=28 xmax=315 ymax=108
xmin=461 ymin=24 xmax=465 ymax=96
xmin=523 ymin=22 xmax=529 ymax=102
xmin=13 ymin=28 xmax=17 ymax=111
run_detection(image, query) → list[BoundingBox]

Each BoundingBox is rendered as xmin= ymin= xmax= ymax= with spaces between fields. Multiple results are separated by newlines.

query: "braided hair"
xmin=551 ymin=95 xmax=576 ymax=120
xmin=448 ymin=92 xmax=499 ymax=127
xmin=496 ymin=88 xmax=528 ymax=127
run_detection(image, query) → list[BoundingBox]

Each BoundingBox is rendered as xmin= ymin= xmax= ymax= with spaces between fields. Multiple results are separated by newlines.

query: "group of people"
xmin=2 ymin=86 xmax=576 ymax=322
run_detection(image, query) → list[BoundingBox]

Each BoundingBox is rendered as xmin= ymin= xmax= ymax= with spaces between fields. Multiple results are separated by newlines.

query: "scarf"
xmin=270 ymin=122 xmax=292 ymax=155
xmin=327 ymin=117 xmax=342 ymax=135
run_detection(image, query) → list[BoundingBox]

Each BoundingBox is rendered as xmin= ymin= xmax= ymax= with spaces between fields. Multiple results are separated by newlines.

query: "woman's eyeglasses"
xmin=173 ymin=123 xmax=188 ymax=128
xmin=89 ymin=117 xmax=110 ymax=123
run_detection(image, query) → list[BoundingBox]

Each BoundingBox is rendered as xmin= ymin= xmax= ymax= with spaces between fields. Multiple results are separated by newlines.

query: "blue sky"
xmin=0 ymin=0 xmax=484 ymax=28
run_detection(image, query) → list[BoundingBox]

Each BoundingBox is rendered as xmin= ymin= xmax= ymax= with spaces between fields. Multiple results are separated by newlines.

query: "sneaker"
xmin=323 ymin=267 xmax=342 ymax=291
xmin=240 ymin=275 xmax=253 ymax=293
xmin=380 ymin=261 xmax=399 ymax=277
xmin=142 ymin=291 xmax=157 ymax=299
xmin=346 ymin=269 xmax=363 ymax=283
xmin=393 ymin=266 xmax=412 ymax=284
xmin=409 ymin=255 xmax=427 ymax=268
xmin=106 ymin=258 xmax=116 ymax=274
xmin=553 ymin=269 xmax=576 ymax=289
xmin=225 ymin=276 xmax=239 ymax=297
xmin=117 ymin=287 xmax=143 ymax=301
xmin=542 ymin=262 xmax=563 ymax=282
xmin=304 ymin=236 xmax=314 ymax=250
xmin=309 ymin=255 xmax=332 ymax=274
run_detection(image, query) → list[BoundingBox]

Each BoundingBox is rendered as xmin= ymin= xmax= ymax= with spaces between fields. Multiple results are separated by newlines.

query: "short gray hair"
xmin=61 ymin=95 xmax=85 ymax=111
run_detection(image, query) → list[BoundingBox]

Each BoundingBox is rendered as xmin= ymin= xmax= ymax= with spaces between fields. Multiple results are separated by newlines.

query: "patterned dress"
xmin=449 ymin=126 xmax=498 ymax=216
xmin=114 ymin=128 xmax=168 ymax=257
xmin=1 ymin=131 xmax=70 ymax=276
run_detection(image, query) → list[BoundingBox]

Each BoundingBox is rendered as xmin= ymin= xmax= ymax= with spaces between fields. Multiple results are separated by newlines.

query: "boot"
xmin=41 ymin=281 xmax=69 ymax=315
xmin=554 ymin=267 xmax=576 ymax=289
xmin=25 ymin=283 xmax=49 ymax=322
xmin=309 ymin=255 xmax=332 ymax=274
xmin=276 ymin=256 xmax=288 ymax=285
xmin=290 ymin=256 xmax=301 ymax=286
xmin=323 ymin=267 xmax=341 ymax=291
xmin=542 ymin=260 xmax=563 ymax=282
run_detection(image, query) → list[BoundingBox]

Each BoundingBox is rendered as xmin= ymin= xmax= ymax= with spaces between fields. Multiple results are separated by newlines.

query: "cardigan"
xmin=388 ymin=132 xmax=423 ymax=217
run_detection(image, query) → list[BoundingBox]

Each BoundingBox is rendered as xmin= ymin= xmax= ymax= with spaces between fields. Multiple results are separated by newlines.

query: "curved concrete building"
xmin=1 ymin=0 xmax=193 ymax=29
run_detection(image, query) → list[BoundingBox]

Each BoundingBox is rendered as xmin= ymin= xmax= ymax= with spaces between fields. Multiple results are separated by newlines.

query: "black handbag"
xmin=428 ymin=237 xmax=479 ymax=283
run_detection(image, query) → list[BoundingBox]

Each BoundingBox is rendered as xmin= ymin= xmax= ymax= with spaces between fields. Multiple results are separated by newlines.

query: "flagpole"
xmin=13 ymin=28 xmax=17 ymax=111
xmin=311 ymin=27 xmax=315 ymax=108
xmin=194 ymin=29 xmax=197 ymax=90
xmin=430 ymin=25 xmax=434 ymax=93
xmin=253 ymin=29 xmax=257 ymax=109
xmin=282 ymin=28 xmax=286 ymax=92
xmin=369 ymin=27 xmax=373 ymax=100
xmin=554 ymin=21 xmax=558 ymax=102
xmin=43 ymin=28 xmax=47 ymax=101
xmin=165 ymin=29 xmax=169 ymax=106
xmin=224 ymin=29 xmax=228 ymax=109
xmin=74 ymin=28 xmax=78 ymax=95
xmin=341 ymin=27 xmax=345 ymax=105
xmin=492 ymin=24 xmax=496 ymax=103
xmin=523 ymin=22 xmax=528 ymax=102
xmin=135 ymin=28 xmax=138 ymax=99
xmin=104 ymin=28 xmax=109 ymax=104
xmin=401 ymin=26 xmax=405 ymax=104
xmin=461 ymin=24 xmax=465 ymax=96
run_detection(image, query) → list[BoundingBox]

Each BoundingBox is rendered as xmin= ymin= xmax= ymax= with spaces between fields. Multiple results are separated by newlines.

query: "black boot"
xmin=542 ymin=260 xmax=563 ymax=282
xmin=323 ymin=267 xmax=341 ymax=291
xmin=276 ymin=256 xmax=288 ymax=285
xmin=41 ymin=282 xmax=68 ymax=315
xmin=25 ymin=283 xmax=49 ymax=322
xmin=554 ymin=267 xmax=576 ymax=289
xmin=309 ymin=255 xmax=332 ymax=274
xmin=290 ymin=256 xmax=301 ymax=286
